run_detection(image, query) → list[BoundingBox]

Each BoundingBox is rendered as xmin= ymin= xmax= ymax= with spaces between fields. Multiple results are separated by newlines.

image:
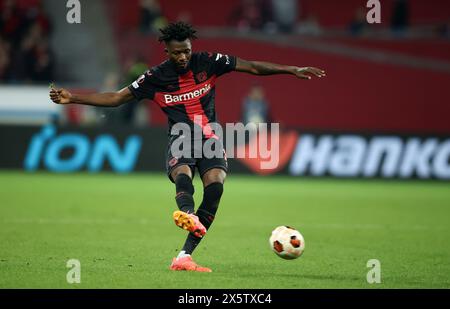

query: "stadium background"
xmin=0 ymin=0 xmax=449 ymax=289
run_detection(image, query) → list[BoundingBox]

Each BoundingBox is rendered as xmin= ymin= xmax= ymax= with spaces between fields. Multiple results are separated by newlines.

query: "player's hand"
xmin=49 ymin=86 xmax=72 ymax=104
xmin=293 ymin=67 xmax=326 ymax=80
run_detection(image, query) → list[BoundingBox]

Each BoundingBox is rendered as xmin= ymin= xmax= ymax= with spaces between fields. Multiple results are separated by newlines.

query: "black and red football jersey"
xmin=128 ymin=52 xmax=236 ymax=139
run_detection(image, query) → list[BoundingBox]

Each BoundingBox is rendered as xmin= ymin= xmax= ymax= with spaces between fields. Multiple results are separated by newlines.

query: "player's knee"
xmin=171 ymin=165 xmax=192 ymax=181
xmin=202 ymin=169 xmax=226 ymax=187
xmin=175 ymin=173 xmax=194 ymax=195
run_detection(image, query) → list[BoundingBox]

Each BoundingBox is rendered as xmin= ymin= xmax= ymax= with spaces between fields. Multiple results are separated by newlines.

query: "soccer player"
xmin=49 ymin=22 xmax=325 ymax=272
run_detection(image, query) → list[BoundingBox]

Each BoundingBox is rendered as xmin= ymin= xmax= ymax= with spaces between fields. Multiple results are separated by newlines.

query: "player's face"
xmin=166 ymin=39 xmax=192 ymax=70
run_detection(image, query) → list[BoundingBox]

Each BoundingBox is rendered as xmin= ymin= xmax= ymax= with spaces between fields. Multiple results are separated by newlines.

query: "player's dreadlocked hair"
xmin=158 ymin=22 xmax=198 ymax=43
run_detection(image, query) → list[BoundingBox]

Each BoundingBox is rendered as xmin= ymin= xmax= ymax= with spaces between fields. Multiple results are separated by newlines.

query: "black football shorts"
xmin=166 ymin=135 xmax=228 ymax=182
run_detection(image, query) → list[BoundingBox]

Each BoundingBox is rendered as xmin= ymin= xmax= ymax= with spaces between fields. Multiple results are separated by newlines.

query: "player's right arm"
xmin=49 ymin=86 xmax=134 ymax=107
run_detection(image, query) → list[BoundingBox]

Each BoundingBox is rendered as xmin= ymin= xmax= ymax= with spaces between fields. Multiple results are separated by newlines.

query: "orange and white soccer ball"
xmin=269 ymin=226 xmax=305 ymax=260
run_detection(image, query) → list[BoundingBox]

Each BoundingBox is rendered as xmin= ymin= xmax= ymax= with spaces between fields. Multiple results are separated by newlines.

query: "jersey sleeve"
xmin=127 ymin=70 xmax=156 ymax=101
xmin=208 ymin=52 xmax=237 ymax=77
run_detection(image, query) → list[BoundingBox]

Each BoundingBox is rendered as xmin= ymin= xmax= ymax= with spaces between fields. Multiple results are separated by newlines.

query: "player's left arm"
xmin=234 ymin=57 xmax=326 ymax=80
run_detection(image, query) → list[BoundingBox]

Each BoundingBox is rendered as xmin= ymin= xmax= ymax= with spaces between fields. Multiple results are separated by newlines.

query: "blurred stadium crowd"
xmin=1 ymin=0 xmax=449 ymax=131
xmin=0 ymin=0 xmax=53 ymax=83
xmin=2 ymin=0 xmax=449 ymax=85
xmin=0 ymin=0 xmax=449 ymax=179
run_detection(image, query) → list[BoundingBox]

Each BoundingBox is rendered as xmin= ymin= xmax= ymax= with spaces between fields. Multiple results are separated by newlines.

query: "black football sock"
xmin=196 ymin=182 xmax=223 ymax=230
xmin=181 ymin=182 xmax=224 ymax=255
xmin=174 ymin=174 xmax=195 ymax=214
xmin=181 ymin=233 xmax=202 ymax=256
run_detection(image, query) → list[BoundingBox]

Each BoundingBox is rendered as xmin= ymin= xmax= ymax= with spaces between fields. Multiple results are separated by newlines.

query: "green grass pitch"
xmin=0 ymin=171 xmax=449 ymax=288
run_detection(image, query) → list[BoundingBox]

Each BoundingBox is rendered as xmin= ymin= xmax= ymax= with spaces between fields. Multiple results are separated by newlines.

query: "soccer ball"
xmin=269 ymin=226 xmax=305 ymax=260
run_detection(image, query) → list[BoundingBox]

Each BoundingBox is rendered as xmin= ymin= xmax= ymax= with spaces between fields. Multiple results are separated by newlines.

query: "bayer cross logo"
xmin=196 ymin=71 xmax=207 ymax=82
xmin=169 ymin=157 xmax=179 ymax=167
